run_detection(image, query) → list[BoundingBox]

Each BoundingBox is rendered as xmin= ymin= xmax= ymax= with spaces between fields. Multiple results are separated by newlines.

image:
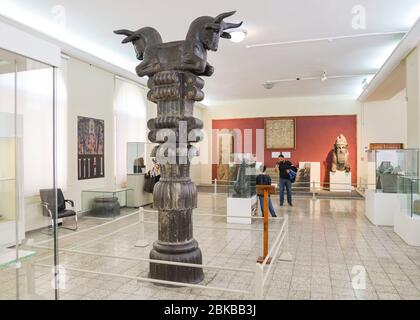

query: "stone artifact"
xmin=115 ymin=11 xmax=242 ymax=284
xmin=91 ymin=197 xmax=120 ymax=218
xmin=217 ymin=164 xmax=229 ymax=182
xmin=331 ymin=134 xmax=350 ymax=173
xmin=133 ymin=157 xmax=145 ymax=174
xmin=233 ymin=160 xmax=256 ymax=198
xmin=376 ymin=162 xmax=404 ymax=193
xmin=295 ymin=164 xmax=311 ymax=191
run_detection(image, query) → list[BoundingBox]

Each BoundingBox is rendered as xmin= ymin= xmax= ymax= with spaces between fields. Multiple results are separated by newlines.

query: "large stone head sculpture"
xmin=332 ymin=134 xmax=350 ymax=173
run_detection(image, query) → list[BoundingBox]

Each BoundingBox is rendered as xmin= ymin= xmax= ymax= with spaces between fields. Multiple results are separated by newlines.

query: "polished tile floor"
xmin=1 ymin=193 xmax=420 ymax=300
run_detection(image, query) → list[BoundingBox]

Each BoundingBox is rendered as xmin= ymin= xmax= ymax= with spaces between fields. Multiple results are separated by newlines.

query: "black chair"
xmin=40 ymin=189 xmax=78 ymax=231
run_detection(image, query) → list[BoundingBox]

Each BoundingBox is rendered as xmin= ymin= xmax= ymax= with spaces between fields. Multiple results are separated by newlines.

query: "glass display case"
xmin=397 ymin=176 xmax=420 ymax=218
xmin=0 ymin=43 xmax=57 ymax=299
xmin=367 ymin=149 xmax=419 ymax=193
xmin=228 ymin=160 xmax=257 ymax=198
xmin=82 ymin=187 xmax=135 ymax=218
xmin=127 ymin=142 xmax=146 ymax=174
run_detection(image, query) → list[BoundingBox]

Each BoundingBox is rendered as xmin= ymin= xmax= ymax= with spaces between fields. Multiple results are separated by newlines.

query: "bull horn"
xmin=114 ymin=29 xmax=139 ymax=44
xmin=223 ymin=21 xmax=243 ymax=30
xmin=214 ymin=11 xmax=236 ymax=23
xmin=113 ymin=29 xmax=135 ymax=36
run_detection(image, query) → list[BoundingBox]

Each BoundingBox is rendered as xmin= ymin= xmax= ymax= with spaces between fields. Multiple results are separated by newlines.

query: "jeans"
xmin=279 ymin=178 xmax=292 ymax=205
xmin=258 ymin=195 xmax=276 ymax=217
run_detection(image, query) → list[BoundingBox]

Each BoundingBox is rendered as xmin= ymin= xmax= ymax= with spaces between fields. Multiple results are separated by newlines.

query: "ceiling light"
xmin=263 ymin=82 xmax=274 ymax=90
xmin=0 ymin=60 xmax=10 ymax=66
xmin=229 ymin=29 xmax=247 ymax=43
xmin=246 ymin=31 xmax=407 ymax=49
xmin=264 ymin=73 xmax=376 ymax=89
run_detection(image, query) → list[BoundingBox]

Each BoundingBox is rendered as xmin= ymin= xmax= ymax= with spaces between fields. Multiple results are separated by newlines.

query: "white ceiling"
xmin=1 ymin=0 xmax=419 ymax=103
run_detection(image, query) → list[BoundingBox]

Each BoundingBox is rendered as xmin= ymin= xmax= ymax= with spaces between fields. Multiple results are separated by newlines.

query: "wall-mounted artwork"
xmin=77 ymin=116 xmax=105 ymax=180
xmin=216 ymin=131 xmax=235 ymax=183
xmin=265 ymin=118 xmax=296 ymax=149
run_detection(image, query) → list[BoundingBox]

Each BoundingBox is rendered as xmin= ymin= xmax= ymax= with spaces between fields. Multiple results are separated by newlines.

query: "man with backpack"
xmin=275 ymin=154 xmax=296 ymax=207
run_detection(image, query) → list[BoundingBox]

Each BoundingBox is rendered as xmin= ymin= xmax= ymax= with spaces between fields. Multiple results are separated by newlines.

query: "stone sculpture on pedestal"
xmin=332 ymin=134 xmax=351 ymax=173
xmin=115 ymin=11 xmax=242 ymax=284
xmin=233 ymin=160 xmax=257 ymax=198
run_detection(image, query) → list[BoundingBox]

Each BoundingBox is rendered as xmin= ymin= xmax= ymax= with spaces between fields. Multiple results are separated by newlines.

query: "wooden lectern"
xmin=256 ymin=184 xmax=276 ymax=264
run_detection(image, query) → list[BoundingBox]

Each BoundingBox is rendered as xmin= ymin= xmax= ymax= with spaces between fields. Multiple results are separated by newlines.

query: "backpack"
xmin=289 ymin=170 xmax=297 ymax=183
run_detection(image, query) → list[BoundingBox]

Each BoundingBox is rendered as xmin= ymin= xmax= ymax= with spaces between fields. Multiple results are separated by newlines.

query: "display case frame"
xmin=397 ymin=176 xmax=420 ymax=218
xmin=367 ymin=149 xmax=419 ymax=193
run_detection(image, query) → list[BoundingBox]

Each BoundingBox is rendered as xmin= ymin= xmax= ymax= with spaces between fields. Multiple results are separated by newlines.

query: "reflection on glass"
xmin=368 ymin=149 xmax=419 ymax=193
xmin=127 ymin=142 xmax=146 ymax=175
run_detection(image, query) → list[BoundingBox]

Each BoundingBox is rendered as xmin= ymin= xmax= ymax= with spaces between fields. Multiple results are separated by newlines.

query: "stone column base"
xmin=149 ymin=239 xmax=204 ymax=284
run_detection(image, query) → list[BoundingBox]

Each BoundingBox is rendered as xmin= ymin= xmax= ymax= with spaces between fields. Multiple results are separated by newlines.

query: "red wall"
xmin=212 ymin=115 xmax=357 ymax=185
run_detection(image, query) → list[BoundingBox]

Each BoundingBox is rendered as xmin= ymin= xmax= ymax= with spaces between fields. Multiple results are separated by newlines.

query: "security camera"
xmin=263 ymin=82 xmax=274 ymax=89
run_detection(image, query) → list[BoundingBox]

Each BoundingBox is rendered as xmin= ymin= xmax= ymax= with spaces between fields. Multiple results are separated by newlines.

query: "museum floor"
xmin=1 ymin=193 xmax=420 ymax=300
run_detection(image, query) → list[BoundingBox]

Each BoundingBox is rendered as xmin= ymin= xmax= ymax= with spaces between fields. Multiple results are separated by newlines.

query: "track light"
xmin=229 ymin=29 xmax=248 ymax=43
xmin=263 ymin=81 xmax=274 ymax=90
xmin=263 ymin=73 xmax=376 ymax=89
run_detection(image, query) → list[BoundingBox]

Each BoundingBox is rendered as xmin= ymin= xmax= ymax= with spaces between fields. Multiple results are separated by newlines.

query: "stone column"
xmin=147 ymin=70 xmax=204 ymax=284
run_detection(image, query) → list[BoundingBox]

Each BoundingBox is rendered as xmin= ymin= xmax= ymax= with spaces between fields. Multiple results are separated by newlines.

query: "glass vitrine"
xmin=367 ymin=149 xmax=419 ymax=193
xmin=0 ymin=47 xmax=57 ymax=300
xmin=398 ymin=176 xmax=420 ymax=218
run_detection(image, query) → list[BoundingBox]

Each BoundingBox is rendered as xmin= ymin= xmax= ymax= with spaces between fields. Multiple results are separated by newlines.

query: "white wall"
xmin=359 ymin=89 xmax=408 ymax=185
xmin=64 ymin=58 xmax=116 ymax=212
xmin=200 ymin=95 xmax=362 ymax=184
xmin=406 ymin=47 xmax=420 ymax=149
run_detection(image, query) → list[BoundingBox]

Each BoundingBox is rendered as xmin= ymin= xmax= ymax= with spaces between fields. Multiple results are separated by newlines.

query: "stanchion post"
xmin=312 ymin=181 xmax=316 ymax=201
xmin=254 ymin=263 xmax=264 ymax=300
xmin=213 ymin=179 xmax=217 ymax=196
xmin=135 ymin=208 xmax=149 ymax=247
xmin=257 ymin=185 xmax=274 ymax=264
xmin=263 ymin=190 xmax=269 ymax=258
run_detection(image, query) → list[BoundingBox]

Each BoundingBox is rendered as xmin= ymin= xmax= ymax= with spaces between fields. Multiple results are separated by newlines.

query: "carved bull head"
xmin=200 ymin=11 xmax=243 ymax=51
xmin=114 ymin=27 xmax=162 ymax=60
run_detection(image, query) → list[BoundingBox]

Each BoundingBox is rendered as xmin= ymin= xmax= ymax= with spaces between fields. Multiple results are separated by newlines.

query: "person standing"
xmin=276 ymin=154 xmax=294 ymax=206
xmin=256 ymin=165 xmax=277 ymax=218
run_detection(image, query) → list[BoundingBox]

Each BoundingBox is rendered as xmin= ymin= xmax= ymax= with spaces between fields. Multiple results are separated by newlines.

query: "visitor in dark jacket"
xmin=275 ymin=154 xmax=294 ymax=206
xmin=256 ymin=165 xmax=277 ymax=218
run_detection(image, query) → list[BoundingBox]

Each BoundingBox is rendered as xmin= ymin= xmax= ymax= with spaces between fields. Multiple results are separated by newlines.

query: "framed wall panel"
xmin=77 ymin=116 xmax=105 ymax=180
xmin=265 ymin=118 xmax=296 ymax=149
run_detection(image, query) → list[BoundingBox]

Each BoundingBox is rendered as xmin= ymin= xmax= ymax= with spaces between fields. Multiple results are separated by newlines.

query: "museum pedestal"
xmin=365 ymin=190 xmax=399 ymax=226
xmin=330 ymin=171 xmax=352 ymax=192
xmin=299 ymin=162 xmax=321 ymax=189
xmin=227 ymin=196 xmax=257 ymax=224
xmin=127 ymin=174 xmax=153 ymax=207
xmin=394 ymin=200 xmax=420 ymax=246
